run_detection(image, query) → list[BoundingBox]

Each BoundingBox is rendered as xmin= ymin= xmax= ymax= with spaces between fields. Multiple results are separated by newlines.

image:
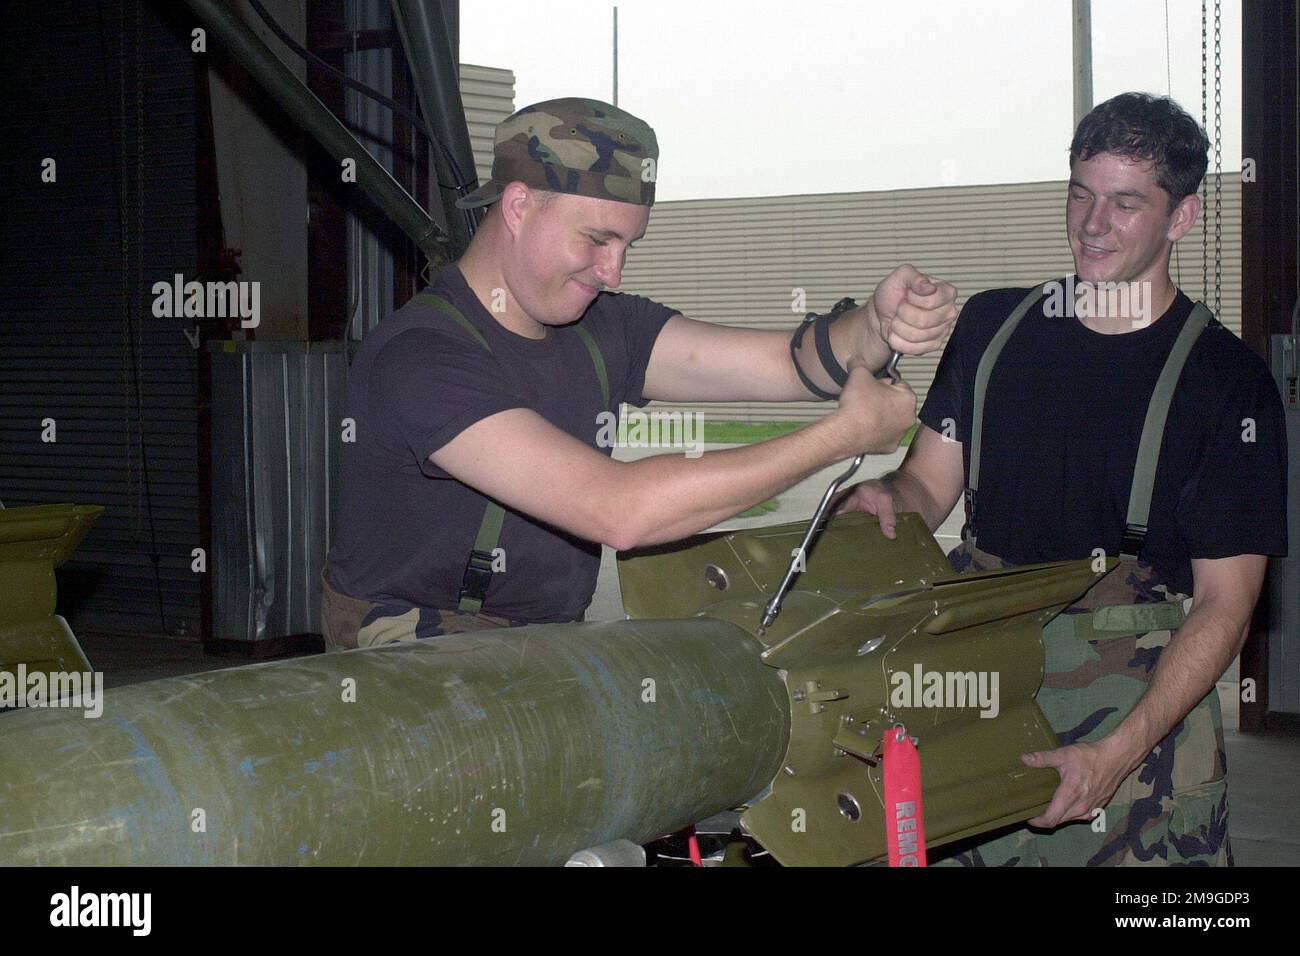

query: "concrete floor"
xmin=75 ymin=443 xmax=1300 ymax=865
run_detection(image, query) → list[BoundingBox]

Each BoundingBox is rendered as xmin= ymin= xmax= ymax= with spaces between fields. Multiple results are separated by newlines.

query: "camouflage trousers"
xmin=319 ymin=566 xmax=525 ymax=651
xmin=933 ymin=542 xmax=1231 ymax=867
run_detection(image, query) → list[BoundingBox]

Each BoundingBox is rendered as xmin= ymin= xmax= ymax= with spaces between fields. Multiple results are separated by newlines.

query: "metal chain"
xmin=1213 ymin=0 xmax=1222 ymax=315
xmin=135 ymin=0 xmax=146 ymax=539
xmin=133 ymin=0 xmax=166 ymax=631
xmin=1167 ymin=0 xmax=1179 ymax=282
xmin=1200 ymin=0 xmax=1208 ymax=298
xmin=120 ymin=0 xmax=139 ymax=539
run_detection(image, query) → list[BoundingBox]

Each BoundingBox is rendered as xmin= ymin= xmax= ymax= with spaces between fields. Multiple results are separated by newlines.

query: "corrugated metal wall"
xmin=0 ymin=0 xmax=202 ymax=637
xmin=208 ymin=341 xmax=346 ymax=643
xmin=620 ymin=179 xmax=1243 ymax=422
xmin=460 ymin=63 xmax=515 ymax=185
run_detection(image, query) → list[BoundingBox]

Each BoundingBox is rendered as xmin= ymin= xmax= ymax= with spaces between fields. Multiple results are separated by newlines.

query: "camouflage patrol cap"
xmin=456 ymin=97 xmax=658 ymax=209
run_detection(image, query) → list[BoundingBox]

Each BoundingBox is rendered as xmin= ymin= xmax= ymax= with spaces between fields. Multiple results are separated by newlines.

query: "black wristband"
xmin=814 ymin=314 xmax=849 ymax=387
xmin=790 ymin=317 xmax=838 ymax=400
xmin=790 ymin=297 xmax=858 ymax=400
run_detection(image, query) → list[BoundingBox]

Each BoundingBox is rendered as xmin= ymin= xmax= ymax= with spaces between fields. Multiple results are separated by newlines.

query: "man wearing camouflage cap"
xmin=321 ymin=98 xmax=958 ymax=647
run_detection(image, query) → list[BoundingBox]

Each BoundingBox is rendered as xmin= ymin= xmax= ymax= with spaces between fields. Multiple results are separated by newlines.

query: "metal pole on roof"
xmin=1073 ymin=0 xmax=1094 ymax=128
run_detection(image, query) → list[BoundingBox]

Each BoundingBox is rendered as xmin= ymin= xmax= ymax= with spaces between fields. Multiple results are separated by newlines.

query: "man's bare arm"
xmin=1024 ymin=552 xmax=1267 ymax=827
xmin=641 ymin=317 xmax=812 ymax=403
xmin=1109 ymin=553 xmax=1266 ymax=765
xmin=430 ymin=364 xmax=915 ymax=551
xmin=642 ymin=265 xmax=957 ymax=403
xmin=834 ymin=423 xmax=965 ymax=535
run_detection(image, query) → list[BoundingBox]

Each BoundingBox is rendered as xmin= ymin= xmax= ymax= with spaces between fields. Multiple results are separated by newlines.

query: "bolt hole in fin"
xmin=837 ymin=792 xmax=862 ymax=822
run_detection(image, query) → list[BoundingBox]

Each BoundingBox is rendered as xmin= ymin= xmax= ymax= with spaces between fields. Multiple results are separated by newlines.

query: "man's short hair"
xmin=1069 ymin=93 xmax=1210 ymax=209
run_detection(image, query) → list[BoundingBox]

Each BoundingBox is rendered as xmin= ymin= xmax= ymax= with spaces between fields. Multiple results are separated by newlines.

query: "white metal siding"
xmin=620 ymin=179 xmax=1243 ymax=422
xmin=459 ymin=63 xmax=514 ymax=185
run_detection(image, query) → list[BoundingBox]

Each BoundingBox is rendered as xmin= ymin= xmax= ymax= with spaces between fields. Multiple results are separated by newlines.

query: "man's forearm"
xmin=1107 ymin=601 xmax=1248 ymax=770
xmin=610 ymin=416 xmax=857 ymax=549
xmin=879 ymin=468 xmax=948 ymax=530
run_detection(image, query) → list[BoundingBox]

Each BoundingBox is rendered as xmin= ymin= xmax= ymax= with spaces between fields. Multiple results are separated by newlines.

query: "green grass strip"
xmin=738 ymin=498 xmax=780 ymax=518
xmin=702 ymin=421 xmax=919 ymax=446
xmin=616 ymin=419 xmax=919 ymax=446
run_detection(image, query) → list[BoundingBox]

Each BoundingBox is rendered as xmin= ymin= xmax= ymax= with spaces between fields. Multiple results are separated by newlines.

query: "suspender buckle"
xmin=961 ymin=488 xmax=977 ymax=544
xmin=1120 ymin=523 xmax=1148 ymax=560
xmin=459 ymin=549 xmax=496 ymax=607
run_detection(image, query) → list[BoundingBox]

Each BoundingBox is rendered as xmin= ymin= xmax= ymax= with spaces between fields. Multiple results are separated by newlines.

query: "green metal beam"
xmin=391 ymin=0 xmax=480 ymax=254
xmin=182 ymin=0 xmax=450 ymax=262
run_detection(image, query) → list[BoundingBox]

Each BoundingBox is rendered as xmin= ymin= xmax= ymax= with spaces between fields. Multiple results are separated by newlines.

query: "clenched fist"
xmin=866 ymin=264 xmax=959 ymax=358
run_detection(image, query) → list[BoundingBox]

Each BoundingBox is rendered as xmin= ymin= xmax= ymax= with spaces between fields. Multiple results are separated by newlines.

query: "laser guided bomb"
xmin=0 ymin=506 xmax=1107 ymax=867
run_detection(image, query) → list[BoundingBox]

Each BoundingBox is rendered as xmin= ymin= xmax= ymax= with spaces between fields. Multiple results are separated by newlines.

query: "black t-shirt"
xmin=327 ymin=264 xmax=676 ymax=623
xmin=919 ymin=281 xmax=1288 ymax=596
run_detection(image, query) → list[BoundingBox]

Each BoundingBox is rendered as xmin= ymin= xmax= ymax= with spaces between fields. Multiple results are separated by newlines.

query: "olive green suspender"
xmin=963 ymin=284 xmax=1214 ymax=561
xmin=408 ymin=293 xmax=610 ymax=613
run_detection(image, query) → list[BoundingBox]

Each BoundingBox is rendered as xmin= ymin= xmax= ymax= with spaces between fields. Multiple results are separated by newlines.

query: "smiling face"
xmin=502 ymin=188 xmax=650 ymax=328
xmin=1066 ymin=151 xmax=1199 ymax=287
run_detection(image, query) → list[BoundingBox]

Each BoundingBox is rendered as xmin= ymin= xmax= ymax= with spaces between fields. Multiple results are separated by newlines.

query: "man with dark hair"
xmin=322 ymin=98 xmax=958 ymax=647
xmin=1070 ymin=91 xmax=1210 ymax=206
xmin=839 ymin=92 xmax=1287 ymax=866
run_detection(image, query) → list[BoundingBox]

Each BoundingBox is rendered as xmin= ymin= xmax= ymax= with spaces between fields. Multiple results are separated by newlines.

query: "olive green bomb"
xmin=0 ymin=514 xmax=1108 ymax=867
